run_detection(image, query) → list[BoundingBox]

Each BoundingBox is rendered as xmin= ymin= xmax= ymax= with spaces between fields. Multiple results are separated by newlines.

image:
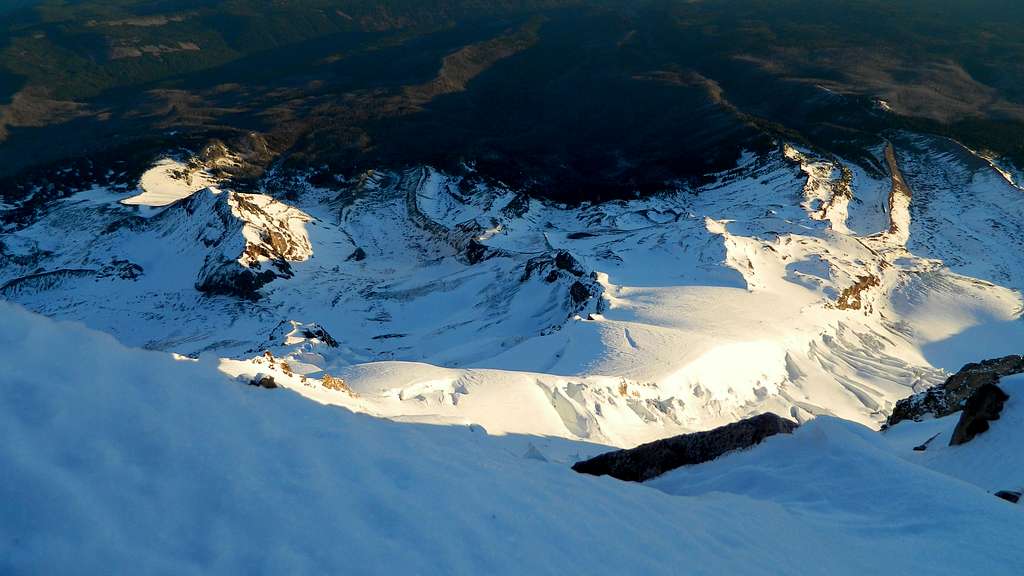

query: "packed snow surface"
xmin=2 ymin=134 xmax=1024 ymax=447
xmin=121 ymin=158 xmax=218 ymax=207
xmin=1 ymin=304 xmax=1021 ymax=575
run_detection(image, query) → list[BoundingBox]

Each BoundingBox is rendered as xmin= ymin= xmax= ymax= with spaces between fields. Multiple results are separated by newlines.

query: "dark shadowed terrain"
xmin=2 ymin=0 xmax=1023 ymax=204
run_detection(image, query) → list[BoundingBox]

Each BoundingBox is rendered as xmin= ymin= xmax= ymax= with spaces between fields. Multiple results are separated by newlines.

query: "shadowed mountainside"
xmin=2 ymin=0 xmax=1023 ymax=205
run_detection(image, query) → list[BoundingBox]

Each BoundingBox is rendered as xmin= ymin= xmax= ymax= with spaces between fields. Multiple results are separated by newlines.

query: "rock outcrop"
xmin=174 ymin=189 xmax=312 ymax=300
xmin=571 ymin=413 xmax=798 ymax=482
xmin=994 ymin=490 xmax=1021 ymax=504
xmin=249 ymin=374 xmax=278 ymax=389
xmin=887 ymin=355 xmax=1024 ymax=427
xmin=346 ymin=247 xmax=366 ymax=261
xmin=196 ymin=264 xmax=278 ymax=300
xmin=949 ymin=384 xmax=1010 ymax=446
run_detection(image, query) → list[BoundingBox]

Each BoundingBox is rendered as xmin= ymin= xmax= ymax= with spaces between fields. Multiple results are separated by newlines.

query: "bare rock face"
xmin=888 ymin=355 xmax=1023 ymax=427
xmin=571 ymin=413 xmax=799 ymax=482
xmin=949 ymin=384 xmax=1010 ymax=446
xmin=174 ymin=189 xmax=312 ymax=300
xmin=520 ymin=249 xmax=600 ymax=314
xmin=299 ymin=324 xmax=339 ymax=348
xmin=522 ymin=250 xmax=585 ymax=282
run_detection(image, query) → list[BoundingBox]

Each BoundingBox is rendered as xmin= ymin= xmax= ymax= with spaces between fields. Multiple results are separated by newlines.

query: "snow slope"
xmin=122 ymin=158 xmax=218 ymax=208
xmin=1 ymin=304 xmax=1021 ymax=575
xmin=882 ymin=373 xmax=1024 ymax=494
xmin=2 ymin=136 xmax=1023 ymax=446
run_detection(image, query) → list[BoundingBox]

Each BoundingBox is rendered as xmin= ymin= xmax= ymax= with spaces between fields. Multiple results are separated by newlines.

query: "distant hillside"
xmin=1 ymin=0 xmax=1023 ymax=202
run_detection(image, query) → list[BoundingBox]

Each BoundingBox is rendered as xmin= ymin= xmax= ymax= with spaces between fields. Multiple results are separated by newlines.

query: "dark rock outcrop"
xmin=569 ymin=280 xmax=592 ymax=307
xmin=157 ymin=188 xmax=312 ymax=301
xmin=301 ymin=324 xmax=339 ymax=348
xmin=888 ymin=355 xmax=1023 ymax=427
xmin=97 ymin=258 xmax=144 ymax=280
xmin=571 ymin=413 xmax=799 ymax=482
xmin=346 ymin=247 xmax=367 ymax=262
xmin=553 ymin=250 xmax=585 ymax=276
xmin=522 ymin=250 xmax=584 ymax=282
xmin=464 ymin=239 xmax=495 ymax=264
xmin=196 ymin=265 xmax=277 ymax=300
xmin=949 ymin=384 xmax=1009 ymax=446
xmin=994 ymin=490 xmax=1021 ymax=504
xmin=249 ymin=374 xmax=277 ymax=389
xmin=519 ymin=249 xmax=600 ymax=314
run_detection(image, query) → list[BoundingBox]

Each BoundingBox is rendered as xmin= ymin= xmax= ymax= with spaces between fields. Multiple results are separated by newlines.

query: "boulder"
xmin=572 ymin=412 xmax=798 ymax=482
xmin=949 ymin=384 xmax=1009 ymax=446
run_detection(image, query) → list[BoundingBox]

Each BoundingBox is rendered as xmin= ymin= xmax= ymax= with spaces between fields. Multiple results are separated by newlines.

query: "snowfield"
xmin=2 ymin=135 xmax=1024 ymax=448
xmin=121 ymin=158 xmax=219 ymax=208
xmin=1 ymin=304 xmax=1021 ymax=575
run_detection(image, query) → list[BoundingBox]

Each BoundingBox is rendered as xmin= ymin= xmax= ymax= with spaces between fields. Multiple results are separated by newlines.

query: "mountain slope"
xmin=4 ymin=1 xmax=1024 ymax=198
xmin=3 ymin=135 xmax=1023 ymax=447
xmin=1 ymin=303 xmax=1021 ymax=574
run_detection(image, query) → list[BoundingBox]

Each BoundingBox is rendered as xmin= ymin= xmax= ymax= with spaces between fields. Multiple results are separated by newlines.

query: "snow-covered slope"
xmin=1 ymin=304 xmax=1021 ymax=574
xmin=883 ymin=373 xmax=1024 ymax=494
xmin=2 ymin=135 xmax=1023 ymax=446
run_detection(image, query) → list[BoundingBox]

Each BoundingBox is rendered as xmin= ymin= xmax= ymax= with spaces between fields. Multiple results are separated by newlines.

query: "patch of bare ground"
xmin=0 ymin=88 xmax=87 ymax=142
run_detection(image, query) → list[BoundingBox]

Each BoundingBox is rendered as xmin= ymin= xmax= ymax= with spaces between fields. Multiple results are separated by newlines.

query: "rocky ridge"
xmin=887 ymin=355 xmax=1023 ymax=427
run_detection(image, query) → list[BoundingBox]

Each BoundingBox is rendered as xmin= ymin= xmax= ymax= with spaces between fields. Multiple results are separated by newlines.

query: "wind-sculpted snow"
xmin=2 ymin=304 xmax=1022 ymax=574
xmin=1 ymin=136 xmax=1022 ymax=446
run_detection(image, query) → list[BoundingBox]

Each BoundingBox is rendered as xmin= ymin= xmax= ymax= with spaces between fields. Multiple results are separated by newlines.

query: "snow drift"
xmin=1 ymin=303 xmax=1021 ymax=574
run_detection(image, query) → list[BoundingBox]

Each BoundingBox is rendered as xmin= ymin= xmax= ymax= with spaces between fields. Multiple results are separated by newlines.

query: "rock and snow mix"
xmin=1 ymin=304 xmax=1021 ymax=574
xmin=884 ymin=373 xmax=1024 ymax=494
xmin=2 ymin=135 xmax=1024 ymax=448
